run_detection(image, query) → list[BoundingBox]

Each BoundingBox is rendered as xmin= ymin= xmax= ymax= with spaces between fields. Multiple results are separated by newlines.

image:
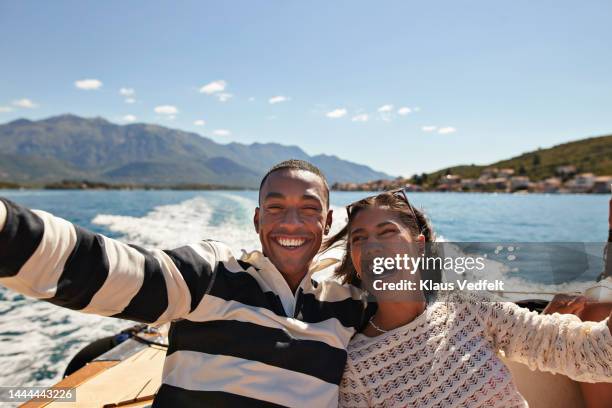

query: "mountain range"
xmin=0 ymin=114 xmax=390 ymax=187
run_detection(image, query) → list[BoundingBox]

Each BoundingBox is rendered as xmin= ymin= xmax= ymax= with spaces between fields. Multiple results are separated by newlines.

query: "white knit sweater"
xmin=339 ymin=293 xmax=612 ymax=407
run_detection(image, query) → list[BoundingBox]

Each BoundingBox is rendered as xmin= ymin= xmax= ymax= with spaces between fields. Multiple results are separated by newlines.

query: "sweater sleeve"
xmin=0 ymin=197 xmax=219 ymax=325
xmin=338 ymin=361 xmax=371 ymax=408
xmin=475 ymin=296 xmax=612 ymax=383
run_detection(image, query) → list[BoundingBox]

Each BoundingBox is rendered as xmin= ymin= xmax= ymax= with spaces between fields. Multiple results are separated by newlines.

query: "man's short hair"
xmin=259 ymin=159 xmax=330 ymax=206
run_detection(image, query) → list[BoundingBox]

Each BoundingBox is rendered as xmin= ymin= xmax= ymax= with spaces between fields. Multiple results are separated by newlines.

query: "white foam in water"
xmin=0 ymin=291 xmax=133 ymax=394
xmin=441 ymin=243 xmax=594 ymax=302
xmin=93 ymin=193 xmax=270 ymax=253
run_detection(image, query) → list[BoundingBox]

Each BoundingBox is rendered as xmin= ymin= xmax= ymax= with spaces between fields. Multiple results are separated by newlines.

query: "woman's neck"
xmin=365 ymin=296 xmax=427 ymax=336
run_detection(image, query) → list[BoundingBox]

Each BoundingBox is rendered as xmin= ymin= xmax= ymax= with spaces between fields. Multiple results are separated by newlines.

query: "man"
xmin=0 ymin=159 xmax=368 ymax=407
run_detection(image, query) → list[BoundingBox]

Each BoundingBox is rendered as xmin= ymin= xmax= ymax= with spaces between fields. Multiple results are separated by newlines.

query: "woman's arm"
xmin=472 ymin=295 xmax=612 ymax=383
xmin=0 ymin=197 xmax=218 ymax=324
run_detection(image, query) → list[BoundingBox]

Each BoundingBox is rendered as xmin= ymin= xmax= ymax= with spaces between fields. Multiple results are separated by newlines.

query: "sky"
xmin=1 ymin=0 xmax=611 ymax=177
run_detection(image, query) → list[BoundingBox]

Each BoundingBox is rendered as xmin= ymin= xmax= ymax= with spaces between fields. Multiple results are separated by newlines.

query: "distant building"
xmin=536 ymin=177 xmax=562 ymax=193
xmin=498 ymin=168 xmax=515 ymax=178
xmin=404 ymin=183 xmax=423 ymax=192
xmin=476 ymin=175 xmax=489 ymax=185
xmin=461 ymin=178 xmax=477 ymax=190
xmin=592 ymin=176 xmax=612 ymax=194
xmin=566 ymin=173 xmax=596 ymax=193
xmin=481 ymin=167 xmax=498 ymax=179
xmin=442 ymin=174 xmax=461 ymax=185
xmin=486 ymin=178 xmax=508 ymax=190
xmin=510 ymin=176 xmax=530 ymax=191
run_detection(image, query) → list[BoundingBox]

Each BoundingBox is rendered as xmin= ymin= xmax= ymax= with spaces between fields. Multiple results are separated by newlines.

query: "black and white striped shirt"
xmin=0 ymin=198 xmax=369 ymax=407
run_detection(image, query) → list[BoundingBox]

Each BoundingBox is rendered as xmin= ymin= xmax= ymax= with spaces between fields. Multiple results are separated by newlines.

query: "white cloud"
xmin=326 ymin=108 xmax=347 ymax=118
xmin=213 ymin=129 xmax=231 ymax=136
xmin=248 ymin=97 xmax=255 ymax=102
xmin=125 ymin=98 xmax=136 ymax=104
xmin=75 ymin=78 xmax=103 ymax=90
xmin=377 ymin=104 xmax=394 ymax=113
xmin=0 ymin=106 xmax=13 ymax=113
xmin=12 ymin=98 xmax=38 ymax=108
xmin=266 ymin=115 xmax=278 ymax=120
xmin=119 ymin=88 xmax=135 ymax=97
xmin=438 ymin=127 xmax=457 ymax=134
xmin=216 ymin=93 xmax=233 ymax=102
xmin=413 ymin=107 xmax=421 ymax=112
xmin=397 ymin=107 xmax=411 ymax=115
xmin=194 ymin=120 xmax=206 ymax=126
xmin=269 ymin=95 xmax=290 ymax=104
xmin=199 ymin=80 xmax=227 ymax=94
xmin=351 ymin=114 xmax=369 ymax=122
xmin=154 ymin=105 xmax=178 ymax=115
xmin=123 ymin=114 xmax=137 ymax=123
xmin=421 ymin=126 xmax=437 ymax=132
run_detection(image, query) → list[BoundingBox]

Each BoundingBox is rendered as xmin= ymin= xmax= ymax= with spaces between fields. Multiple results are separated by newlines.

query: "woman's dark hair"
xmin=321 ymin=191 xmax=439 ymax=288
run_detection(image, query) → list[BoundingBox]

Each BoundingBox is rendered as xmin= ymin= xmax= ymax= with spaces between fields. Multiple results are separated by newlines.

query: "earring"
xmin=418 ymin=234 xmax=426 ymax=256
xmin=324 ymin=226 xmax=330 ymax=233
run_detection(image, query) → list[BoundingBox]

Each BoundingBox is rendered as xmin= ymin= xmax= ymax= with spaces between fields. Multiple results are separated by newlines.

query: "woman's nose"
xmin=363 ymin=241 xmax=384 ymax=258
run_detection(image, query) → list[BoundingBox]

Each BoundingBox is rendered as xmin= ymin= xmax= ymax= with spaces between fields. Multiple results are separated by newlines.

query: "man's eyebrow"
xmin=263 ymin=192 xmax=285 ymax=200
xmin=263 ymin=192 xmax=323 ymax=205
xmin=302 ymin=194 xmax=323 ymax=203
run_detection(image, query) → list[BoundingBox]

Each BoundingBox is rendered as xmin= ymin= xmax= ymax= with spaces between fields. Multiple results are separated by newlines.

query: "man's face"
xmin=254 ymin=169 xmax=332 ymax=285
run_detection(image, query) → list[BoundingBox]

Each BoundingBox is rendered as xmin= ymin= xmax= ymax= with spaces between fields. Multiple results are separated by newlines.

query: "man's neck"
xmin=283 ymin=270 xmax=309 ymax=294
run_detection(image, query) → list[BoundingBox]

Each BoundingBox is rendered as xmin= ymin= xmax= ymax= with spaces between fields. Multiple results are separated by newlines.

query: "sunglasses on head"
xmin=346 ymin=187 xmax=422 ymax=233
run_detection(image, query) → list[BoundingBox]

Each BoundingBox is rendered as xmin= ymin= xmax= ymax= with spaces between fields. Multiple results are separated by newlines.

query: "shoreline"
xmin=0 ymin=187 xmax=607 ymax=196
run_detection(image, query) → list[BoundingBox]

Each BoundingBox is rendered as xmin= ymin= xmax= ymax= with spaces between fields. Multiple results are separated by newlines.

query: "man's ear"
xmin=324 ymin=209 xmax=333 ymax=235
xmin=253 ymin=207 xmax=260 ymax=233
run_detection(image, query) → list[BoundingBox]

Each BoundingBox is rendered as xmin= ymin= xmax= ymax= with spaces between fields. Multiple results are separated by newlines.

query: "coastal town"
xmin=333 ymin=165 xmax=612 ymax=194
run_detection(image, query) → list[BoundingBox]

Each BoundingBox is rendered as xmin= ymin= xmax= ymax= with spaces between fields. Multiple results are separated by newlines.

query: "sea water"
xmin=0 ymin=190 xmax=608 ymax=389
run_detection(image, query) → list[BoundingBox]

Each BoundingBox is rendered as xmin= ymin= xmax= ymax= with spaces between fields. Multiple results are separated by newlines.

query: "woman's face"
xmin=349 ymin=207 xmax=419 ymax=281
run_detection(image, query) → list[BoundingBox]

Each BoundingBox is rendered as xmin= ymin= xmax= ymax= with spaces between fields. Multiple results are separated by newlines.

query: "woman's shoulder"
xmin=348 ymin=301 xmax=444 ymax=352
xmin=433 ymin=288 xmax=507 ymax=311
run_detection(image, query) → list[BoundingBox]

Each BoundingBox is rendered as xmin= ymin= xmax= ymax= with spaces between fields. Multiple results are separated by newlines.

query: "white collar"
xmin=239 ymin=249 xmax=339 ymax=315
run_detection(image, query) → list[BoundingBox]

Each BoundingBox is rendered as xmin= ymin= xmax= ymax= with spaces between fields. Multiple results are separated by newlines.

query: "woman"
xmin=324 ymin=190 xmax=612 ymax=407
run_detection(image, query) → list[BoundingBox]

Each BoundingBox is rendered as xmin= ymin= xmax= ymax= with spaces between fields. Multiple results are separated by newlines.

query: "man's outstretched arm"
xmin=0 ymin=198 xmax=217 ymax=324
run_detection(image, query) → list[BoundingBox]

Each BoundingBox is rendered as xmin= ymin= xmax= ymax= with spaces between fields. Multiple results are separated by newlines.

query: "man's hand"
xmin=544 ymin=293 xmax=612 ymax=334
xmin=543 ymin=294 xmax=587 ymax=317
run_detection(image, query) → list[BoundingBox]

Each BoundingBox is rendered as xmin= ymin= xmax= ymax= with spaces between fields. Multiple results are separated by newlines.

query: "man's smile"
xmin=272 ymin=235 xmax=310 ymax=250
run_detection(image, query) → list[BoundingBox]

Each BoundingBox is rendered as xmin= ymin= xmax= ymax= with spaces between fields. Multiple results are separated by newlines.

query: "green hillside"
xmin=428 ymin=135 xmax=612 ymax=181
